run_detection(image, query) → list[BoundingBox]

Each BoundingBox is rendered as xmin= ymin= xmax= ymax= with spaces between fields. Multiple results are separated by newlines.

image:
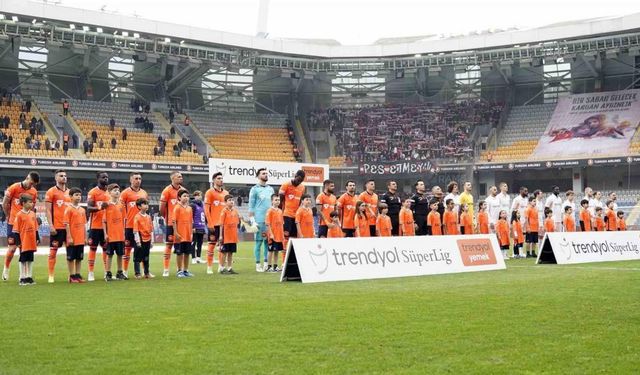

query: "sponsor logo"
xmin=456 ymin=239 xmax=497 ymax=266
xmin=558 ymin=237 xmax=572 ymax=260
xmin=30 ymin=158 xmax=37 ymax=166
xmin=151 ymin=164 xmax=157 ymax=170
xmin=301 ymin=165 xmax=325 ymax=183
xmin=72 ymin=160 xmax=79 ymax=167
xmin=308 ymin=245 xmax=329 ymax=274
xmin=111 ymin=162 xmax=117 ymax=168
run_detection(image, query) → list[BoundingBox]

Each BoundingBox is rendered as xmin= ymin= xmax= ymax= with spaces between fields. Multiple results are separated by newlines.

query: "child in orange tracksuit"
xmin=64 ymin=188 xmax=87 ymax=283
xmin=477 ymin=201 xmax=489 ymax=235
xmin=265 ymin=194 xmax=285 ymax=272
xmin=220 ymin=194 xmax=240 ymax=274
xmin=376 ymin=203 xmax=392 ymax=237
xmin=617 ymin=211 xmax=627 ymax=231
xmin=327 ymin=211 xmax=344 ymax=238
xmin=399 ymin=199 xmax=415 ymax=236
xmin=594 ymin=207 xmax=606 ymax=231
xmin=563 ymin=206 xmax=576 ymax=232
xmin=511 ymin=210 xmax=524 ymax=258
xmin=459 ymin=203 xmax=473 ymax=235
xmin=354 ymin=201 xmax=370 ymax=237
xmin=578 ymin=199 xmax=592 ymax=232
xmin=173 ymin=189 xmax=194 ymax=277
xmin=544 ymin=208 xmax=555 ymax=233
xmin=495 ymin=210 xmax=510 ymax=260
xmin=14 ymin=194 xmax=39 ymax=285
xmin=103 ymin=184 xmax=126 ymax=281
xmin=427 ymin=200 xmax=442 ymax=236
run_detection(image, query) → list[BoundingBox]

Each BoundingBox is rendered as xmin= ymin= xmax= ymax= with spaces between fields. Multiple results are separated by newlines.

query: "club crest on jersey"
xmin=323 ymin=204 xmax=330 ymax=209
xmin=346 ymin=205 xmax=354 ymax=210
xmin=129 ymin=202 xmax=136 ymax=207
xmin=171 ymin=199 xmax=178 ymax=205
xmin=56 ymin=200 xmax=65 ymax=207
xmin=214 ymin=201 xmax=220 ymax=206
xmin=288 ymin=194 xmax=295 ymax=200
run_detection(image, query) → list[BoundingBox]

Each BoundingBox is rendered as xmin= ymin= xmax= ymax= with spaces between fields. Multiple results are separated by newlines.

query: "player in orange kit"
xmin=119 ymin=172 xmax=148 ymax=278
xmin=204 ymin=172 xmax=228 ymax=274
xmin=173 ymin=189 xmax=194 ymax=278
xmin=86 ymin=171 xmax=110 ymax=282
xmin=160 ymin=171 xmax=184 ymax=277
xmin=44 ymin=169 xmax=71 ymax=283
xmin=64 ymin=188 xmax=87 ymax=283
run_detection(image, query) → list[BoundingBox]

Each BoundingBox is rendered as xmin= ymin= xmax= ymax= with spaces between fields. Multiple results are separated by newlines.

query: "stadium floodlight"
xmin=414 ymin=54 xmax=421 ymax=58
xmin=122 ymin=31 xmax=129 ymax=37
xmin=113 ymin=30 xmax=118 ymax=35
xmin=96 ymin=27 xmax=103 ymax=33
xmin=164 ymin=37 xmax=171 ymax=43
xmin=11 ymin=16 xmax=18 ymax=22
xmin=180 ymin=40 xmax=185 ymax=45
xmin=31 ymin=19 xmax=36 ymax=24
xmin=69 ymin=24 xmax=75 ymax=29
xmin=82 ymin=26 xmax=89 ymax=31
xmin=133 ymin=33 xmax=140 ymax=38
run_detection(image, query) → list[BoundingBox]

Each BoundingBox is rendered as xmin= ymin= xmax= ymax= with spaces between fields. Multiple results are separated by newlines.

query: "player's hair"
xmin=595 ymin=207 xmax=603 ymax=212
xmin=19 ymin=193 xmax=33 ymax=205
xmin=414 ymin=179 xmax=424 ymax=188
xmin=224 ymin=194 xmax=233 ymax=201
xmin=323 ymin=179 xmax=334 ymax=188
xmin=69 ymin=187 xmax=82 ymax=197
xmin=301 ymin=194 xmax=311 ymax=201
xmin=564 ymin=205 xmax=572 ymax=213
xmin=617 ymin=210 xmax=624 ymax=216
xmin=608 ymin=191 xmax=616 ymax=197
xmin=96 ymin=171 xmax=108 ymax=179
xmin=478 ymin=200 xmax=486 ymax=209
xmin=295 ymin=170 xmax=306 ymax=178
xmin=533 ymin=189 xmax=542 ymax=197
xmin=329 ymin=210 xmax=339 ymax=218
xmin=129 ymin=171 xmax=141 ymax=177
xmin=430 ymin=199 xmax=439 ymax=206
xmin=106 ymin=183 xmax=120 ymax=191
xmin=552 ymin=185 xmax=559 ymax=190
xmin=212 ymin=172 xmax=223 ymax=180
xmin=519 ymin=186 xmax=527 ymax=193
xmin=364 ymin=179 xmax=374 ymax=188
xmin=379 ymin=203 xmax=388 ymax=210
xmin=499 ymin=182 xmax=507 ymax=188
xmin=445 ymin=198 xmax=453 ymax=205
xmin=566 ymin=190 xmax=574 ymax=196
xmin=255 ymin=168 xmax=266 ymax=177
xmin=528 ymin=196 xmax=536 ymax=202
xmin=170 ymin=170 xmax=182 ymax=177
xmin=447 ymin=181 xmax=458 ymax=193
xmin=54 ymin=169 xmax=66 ymax=176
xmin=26 ymin=171 xmax=40 ymax=185
xmin=580 ymin=199 xmax=589 ymax=206
xmin=135 ymin=198 xmax=149 ymax=207
xmin=193 ymin=190 xmax=202 ymax=197
xmin=544 ymin=208 xmax=553 ymax=216
xmin=345 ymin=180 xmax=355 ymax=187
xmin=271 ymin=194 xmax=279 ymax=200
xmin=387 ymin=180 xmax=396 ymax=187
xmin=177 ymin=189 xmax=189 ymax=198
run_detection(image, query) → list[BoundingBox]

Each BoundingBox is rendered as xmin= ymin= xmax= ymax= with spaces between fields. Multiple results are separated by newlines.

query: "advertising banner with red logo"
xmin=281 ymin=234 xmax=505 ymax=283
xmin=532 ymin=89 xmax=640 ymax=159
xmin=536 ymin=231 xmax=640 ymax=265
xmin=209 ymin=158 xmax=329 ymax=187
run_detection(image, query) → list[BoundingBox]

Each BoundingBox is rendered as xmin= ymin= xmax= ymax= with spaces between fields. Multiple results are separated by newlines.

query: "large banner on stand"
xmin=281 ymin=235 xmax=506 ymax=283
xmin=209 ymin=158 xmax=329 ymax=187
xmin=532 ymin=90 xmax=640 ymax=159
xmin=537 ymin=231 xmax=640 ymax=265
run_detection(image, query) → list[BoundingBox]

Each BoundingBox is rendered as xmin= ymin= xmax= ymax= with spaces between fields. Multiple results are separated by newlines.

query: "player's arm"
xmin=102 ymin=215 xmax=109 ymax=243
xmin=219 ymin=211 xmax=225 ymax=244
xmin=426 ymin=216 xmax=432 ymax=235
xmin=2 ymin=188 xmax=11 ymax=216
xmin=316 ymin=198 xmax=332 ymax=228
xmin=173 ymin=207 xmax=181 ymax=242
xmin=579 ymin=213 xmax=586 ymax=231
xmin=45 ymin=200 xmax=56 ymax=235
xmin=248 ymin=187 xmax=256 ymax=218
xmin=65 ymin=222 xmax=73 ymax=246
xmin=159 ymin=200 xmax=167 ymax=219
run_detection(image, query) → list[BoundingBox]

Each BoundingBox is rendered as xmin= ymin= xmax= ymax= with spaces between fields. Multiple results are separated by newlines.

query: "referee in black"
xmin=379 ymin=180 xmax=402 ymax=236
xmin=410 ymin=179 xmax=430 ymax=235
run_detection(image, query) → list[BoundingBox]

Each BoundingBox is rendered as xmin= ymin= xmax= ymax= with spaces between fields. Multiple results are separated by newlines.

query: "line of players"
xmin=1 ymin=169 xmax=630 ymax=284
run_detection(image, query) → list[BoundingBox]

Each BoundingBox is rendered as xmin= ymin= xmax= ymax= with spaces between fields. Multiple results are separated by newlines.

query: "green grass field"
xmin=1 ymin=242 xmax=639 ymax=374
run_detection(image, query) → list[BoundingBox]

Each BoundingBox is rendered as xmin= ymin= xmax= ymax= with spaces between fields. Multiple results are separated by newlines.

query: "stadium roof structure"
xmin=1 ymin=0 xmax=640 ymax=72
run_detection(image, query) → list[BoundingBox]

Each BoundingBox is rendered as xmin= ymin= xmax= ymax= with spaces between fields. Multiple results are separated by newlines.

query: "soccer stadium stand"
xmin=184 ymin=110 xmax=296 ymax=162
xmin=310 ymin=101 xmax=503 ymax=165
xmin=0 ymin=100 xmax=64 ymax=157
xmin=480 ymin=104 xmax=555 ymax=162
xmin=68 ymin=100 xmax=202 ymax=164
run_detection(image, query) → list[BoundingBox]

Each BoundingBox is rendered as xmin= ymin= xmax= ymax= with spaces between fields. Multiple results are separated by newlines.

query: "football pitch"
xmin=1 ymin=242 xmax=638 ymax=374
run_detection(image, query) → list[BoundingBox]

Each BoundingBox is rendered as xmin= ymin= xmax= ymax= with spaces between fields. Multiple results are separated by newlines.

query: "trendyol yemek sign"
xmin=209 ymin=158 xmax=329 ymax=187
xmin=281 ymin=234 xmax=506 ymax=283
xmin=536 ymin=231 xmax=640 ymax=265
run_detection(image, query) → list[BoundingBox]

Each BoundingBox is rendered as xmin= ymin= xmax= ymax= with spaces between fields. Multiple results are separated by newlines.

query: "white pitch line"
xmin=508 ymin=264 xmax=640 ymax=271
